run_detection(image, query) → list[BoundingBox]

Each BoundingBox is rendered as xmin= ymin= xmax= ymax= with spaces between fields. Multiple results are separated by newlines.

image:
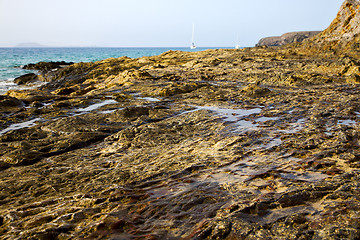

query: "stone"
xmin=240 ymin=84 xmax=271 ymax=97
xmin=6 ymin=89 xmax=52 ymax=102
xmin=0 ymin=95 xmax=24 ymax=110
xmin=14 ymin=73 xmax=38 ymax=85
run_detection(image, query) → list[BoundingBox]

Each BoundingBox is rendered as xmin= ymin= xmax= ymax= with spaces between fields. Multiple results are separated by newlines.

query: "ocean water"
xmin=0 ymin=47 xmax=227 ymax=94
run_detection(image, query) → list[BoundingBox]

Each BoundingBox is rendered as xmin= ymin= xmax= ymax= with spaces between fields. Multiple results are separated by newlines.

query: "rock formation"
xmin=13 ymin=73 xmax=38 ymax=85
xmin=23 ymin=61 xmax=74 ymax=72
xmin=307 ymin=0 xmax=360 ymax=52
xmin=256 ymin=31 xmax=321 ymax=47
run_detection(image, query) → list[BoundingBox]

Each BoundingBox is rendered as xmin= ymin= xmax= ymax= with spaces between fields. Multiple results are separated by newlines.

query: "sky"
xmin=0 ymin=0 xmax=344 ymax=47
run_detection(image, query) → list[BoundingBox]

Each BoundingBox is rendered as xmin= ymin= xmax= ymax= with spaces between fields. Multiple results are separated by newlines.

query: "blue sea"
xmin=0 ymin=47 xmax=228 ymax=94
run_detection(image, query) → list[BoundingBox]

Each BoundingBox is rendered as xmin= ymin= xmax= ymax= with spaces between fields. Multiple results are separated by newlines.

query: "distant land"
xmin=15 ymin=42 xmax=47 ymax=48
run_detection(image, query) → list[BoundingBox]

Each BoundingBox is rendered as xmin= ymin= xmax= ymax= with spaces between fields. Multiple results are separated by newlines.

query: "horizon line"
xmin=1 ymin=46 xmax=247 ymax=48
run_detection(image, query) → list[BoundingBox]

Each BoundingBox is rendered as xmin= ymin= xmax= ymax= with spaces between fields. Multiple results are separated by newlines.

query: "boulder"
xmin=0 ymin=95 xmax=24 ymax=110
xmin=14 ymin=73 xmax=38 ymax=85
xmin=6 ymin=89 xmax=52 ymax=102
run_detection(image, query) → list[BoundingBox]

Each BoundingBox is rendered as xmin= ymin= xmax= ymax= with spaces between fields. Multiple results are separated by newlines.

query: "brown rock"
xmin=0 ymin=95 xmax=24 ymax=110
xmin=23 ymin=61 xmax=74 ymax=72
xmin=14 ymin=73 xmax=38 ymax=85
xmin=241 ymin=84 xmax=271 ymax=97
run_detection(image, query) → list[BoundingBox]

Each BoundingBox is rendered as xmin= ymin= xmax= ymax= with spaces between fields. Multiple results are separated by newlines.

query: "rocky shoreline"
xmin=1 ymin=1 xmax=360 ymax=239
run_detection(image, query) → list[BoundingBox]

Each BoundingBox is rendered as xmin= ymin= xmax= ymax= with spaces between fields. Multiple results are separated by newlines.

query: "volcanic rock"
xmin=0 ymin=95 xmax=24 ymax=110
xmin=14 ymin=73 xmax=38 ymax=85
xmin=23 ymin=61 xmax=74 ymax=72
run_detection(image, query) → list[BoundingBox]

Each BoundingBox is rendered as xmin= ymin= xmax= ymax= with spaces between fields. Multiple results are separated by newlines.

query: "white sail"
xmin=235 ymin=34 xmax=240 ymax=49
xmin=190 ymin=23 xmax=196 ymax=49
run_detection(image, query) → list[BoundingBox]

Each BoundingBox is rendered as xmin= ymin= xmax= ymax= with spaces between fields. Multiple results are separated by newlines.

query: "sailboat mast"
xmin=190 ymin=23 xmax=196 ymax=49
xmin=235 ymin=33 xmax=240 ymax=49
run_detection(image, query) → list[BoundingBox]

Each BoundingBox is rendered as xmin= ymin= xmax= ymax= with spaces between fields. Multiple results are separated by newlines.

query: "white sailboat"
xmin=235 ymin=34 xmax=240 ymax=49
xmin=190 ymin=23 xmax=197 ymax=49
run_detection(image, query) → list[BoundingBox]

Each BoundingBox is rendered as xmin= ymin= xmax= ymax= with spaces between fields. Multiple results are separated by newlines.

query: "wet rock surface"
xmin=1 ymin=3 xmax=360 ymax=237
xmin=14 ymin=73 xmax=38 ymax=85
xmin=0 ymin=47 xmax=359 ymax=239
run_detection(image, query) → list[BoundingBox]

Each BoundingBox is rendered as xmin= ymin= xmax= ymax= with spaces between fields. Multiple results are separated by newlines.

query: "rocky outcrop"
xmin=0 ymin=95 xmax=23 ymax=111
xmin=1 ymin=45 xmax=360 ymax=239
xmin=23 ymin=61 xmax=74 ymax=72
xmin=256 ymin=31 xmax=321 ymax=47
xmin=14 ymin=73 xmax=38 ymax=85
xmin=307 ymin=0 xmax=360 ymax=52
xmin=13 ymin=61 xmax=75 ymax=86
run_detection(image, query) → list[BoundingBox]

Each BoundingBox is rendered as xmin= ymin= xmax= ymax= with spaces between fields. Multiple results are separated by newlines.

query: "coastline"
xmin=1 ymin=0 xmax=360 ymax=238
xmin=0 ymin=47 xmax=233 ymax=94
xmin=0 ymin=45 xmax=360 ymax=238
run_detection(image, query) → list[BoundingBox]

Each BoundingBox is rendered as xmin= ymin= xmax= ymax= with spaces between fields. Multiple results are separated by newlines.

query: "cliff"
xmin=256 ymin=31 xmax=321 ymax=47
xmin=307 ymin=0 xmax=360 ymax=52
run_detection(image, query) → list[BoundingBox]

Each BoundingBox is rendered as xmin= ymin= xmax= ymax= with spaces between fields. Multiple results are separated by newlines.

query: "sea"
xmin=0 ymin=47 xmax=228 ymax=94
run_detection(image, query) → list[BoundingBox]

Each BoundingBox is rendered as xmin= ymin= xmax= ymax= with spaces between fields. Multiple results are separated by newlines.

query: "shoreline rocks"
xmin=22 ymin=61 xmax=74 ymax=72
xmin=13 ymin=73 xmax=38 ymax=85
xmin=0 ymin=47 xmax=359 ymax=239
xmin=1 ymin=1 xmax=360 ymax=238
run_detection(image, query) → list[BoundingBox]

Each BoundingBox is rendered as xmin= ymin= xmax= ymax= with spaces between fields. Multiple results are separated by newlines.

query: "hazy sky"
xmin=0 ymin=0 xmax=343 ymax=47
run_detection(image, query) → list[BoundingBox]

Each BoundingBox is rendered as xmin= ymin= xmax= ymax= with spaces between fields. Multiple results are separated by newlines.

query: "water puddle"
xmin=76 ymin=99 xmax=118 ymax=113
xmin=256 ymin=117 xmax=279 ymax=122
xmin=99 ymin=109 xmax=118 ymax=114
xmin=136 ymin=96 xmax=161 ymax=102
xmin=280 ymin=171 xmax=330 ymax=182
xmin=182 ymin=106 xmax=261 ymax=120
xmin=208 ymin=154 xmax=328 ymax=182
xmin=0 ymin=99 xmax=121 ymax=135
xmin=147 ymin=181 xmax=194 ymax=199
xmin=256 ymin=137 xmax=283 ymax=150
xmin=180 ymin=106 xmax=309 ymax=138
xmin=181 ymin=106 xmax=262 ymax=131
xmin=338 ymin=119 xmax=357 ymax=126
xmin=280 ymin=118 xmax=306 ymax=134
xmin=130 ymin=93 xmax=161 ymax=102
xmin=0 ymin=118 xmax=43 ymax=135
